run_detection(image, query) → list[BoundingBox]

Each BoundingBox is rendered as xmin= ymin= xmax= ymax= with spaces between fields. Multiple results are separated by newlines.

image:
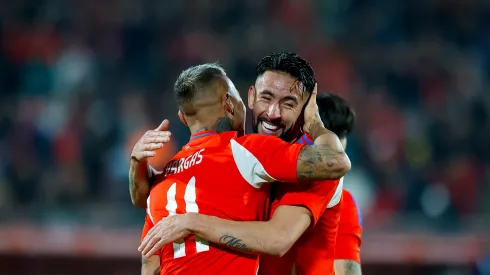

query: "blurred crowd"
xmin=0 ymin=0 xmax=489 ymax=231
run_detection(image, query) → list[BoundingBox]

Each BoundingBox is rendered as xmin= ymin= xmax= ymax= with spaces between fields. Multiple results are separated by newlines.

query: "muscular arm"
xmin=129 ymin=158 xmax=157 ymax=208
xmin=334 ymin=259 xmax=362 ymax=275
xmin=186 ymin=205 xmax=311 ymax=257
xmin=296 ymin=127 xmax=351 ymax=181
xmin=141 ymin=255 xmax=160 ymax=275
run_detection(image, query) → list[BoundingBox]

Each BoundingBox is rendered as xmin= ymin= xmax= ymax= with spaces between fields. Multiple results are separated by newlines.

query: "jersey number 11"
xmin=148 ymin=176 xmax=209 ymax=259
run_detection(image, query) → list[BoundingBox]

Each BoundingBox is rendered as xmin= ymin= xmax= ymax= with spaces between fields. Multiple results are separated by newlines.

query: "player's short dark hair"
xmin=255 ymin=52 xmax=316 ymax=97
xmin=317 ymin=93 xmax=356 ymax=139
xmin=174 ymin=62 xmax=226 ymax=106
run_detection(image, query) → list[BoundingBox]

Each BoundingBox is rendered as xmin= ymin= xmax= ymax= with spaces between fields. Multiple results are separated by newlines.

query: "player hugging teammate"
xmin=130 ymin=52 xmax=362 ymax=275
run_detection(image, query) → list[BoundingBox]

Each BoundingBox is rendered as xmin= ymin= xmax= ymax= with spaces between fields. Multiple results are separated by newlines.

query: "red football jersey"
xmin=143 ymin=131 xmax=304 ymax=275
xmin=335 ymin=189 xmax=362 ymax=263
xmin=258 ymin=133 xmax=343 ymax=275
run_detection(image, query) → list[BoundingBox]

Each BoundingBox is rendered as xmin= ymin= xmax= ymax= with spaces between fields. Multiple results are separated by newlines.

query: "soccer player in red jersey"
xmin=131 ymin=62 xmax=351 ymax=275
xmin=280 ymin=93 xmax=362 ymax=275
xmin=244 ymin=94 xmax=361 ymax=275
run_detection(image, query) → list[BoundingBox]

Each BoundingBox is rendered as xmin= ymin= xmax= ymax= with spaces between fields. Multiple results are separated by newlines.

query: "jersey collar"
xmin=190 ymin=130 xmax=218 ymax=141
xmin=186 ymin=130 xmax=219 ymax=148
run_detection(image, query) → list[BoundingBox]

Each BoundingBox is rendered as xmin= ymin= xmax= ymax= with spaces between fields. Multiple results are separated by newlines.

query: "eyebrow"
xmin=260 ymin=90 xmax=299 ymax=104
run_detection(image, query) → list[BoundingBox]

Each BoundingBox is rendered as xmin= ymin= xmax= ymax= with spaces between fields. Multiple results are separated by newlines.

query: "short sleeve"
xmin=335 ymin=190 xmax=362 ymax=262
xmin=270 ymin=178 xmax=343 ymax=226
xmin=230 ymin=134 xmax=304 ymax=188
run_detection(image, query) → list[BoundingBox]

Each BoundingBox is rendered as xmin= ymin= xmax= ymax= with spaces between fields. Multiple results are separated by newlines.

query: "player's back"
xmin=147 ymin=130 xmax=302 ymax=275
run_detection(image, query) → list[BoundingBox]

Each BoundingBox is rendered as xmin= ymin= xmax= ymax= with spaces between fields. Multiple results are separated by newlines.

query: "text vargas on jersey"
xmin=164 ymin=149 xmax=205 ymax=176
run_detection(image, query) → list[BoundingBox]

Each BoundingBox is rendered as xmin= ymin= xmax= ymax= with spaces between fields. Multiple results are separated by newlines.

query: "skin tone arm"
xmin=129 ymin=157 xmax=152 ymax=208
xmin=296 ymin=127 xmax=350 ymax=181
xmin=297 ymin=84 xmax=351 ymax=181
xmin=334 ymin=260 xmax=362 ymax=275
xmin=129 ymin=120 xmax=171 ymax=208
xmin=139 ymin=205 xmax=312 ymax=257
xmin=141 ymin=255 xmax=161 ymax=275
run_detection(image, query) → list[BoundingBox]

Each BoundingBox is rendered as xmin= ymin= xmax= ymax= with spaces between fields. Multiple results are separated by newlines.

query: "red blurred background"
xmin=0 ymin=0 xmax=489 ymax=274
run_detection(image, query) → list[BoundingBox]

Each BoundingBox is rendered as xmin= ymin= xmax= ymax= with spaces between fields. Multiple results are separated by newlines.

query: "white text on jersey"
xmin=164 ymin=149 xmax=205 ymax=176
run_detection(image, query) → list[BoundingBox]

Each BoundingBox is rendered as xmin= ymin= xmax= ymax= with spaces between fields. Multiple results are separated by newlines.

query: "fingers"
xmin=155 ymin=119 xmax=170 ymax=131
xmin=139 ymin=228 xmax=156 ymax=252
xmin=141 ymin=235 xmax=161 ymax=255
xmin=143 ymin=136 xmax=170 ymax=144
xmin=138 ymin=138 xmax=170 ymax=155
xmin=142 ymin=143 xmax=162 ymax=151
xmin=145 ymin=131 xmax=171 ymax=138
xmin=307 ymin=83 xmax=318 ymax=106
xmin=144 ymin=239 xmax=166 ymax=258
xmin=132 ymin=127 xmax=172 ymax=161
xmin=140 ymin=151 xmax=157 ymax=158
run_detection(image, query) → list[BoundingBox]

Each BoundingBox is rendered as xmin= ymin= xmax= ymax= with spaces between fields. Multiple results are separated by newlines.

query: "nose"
xmin=267 ymin=102 xmax=281 ymax=119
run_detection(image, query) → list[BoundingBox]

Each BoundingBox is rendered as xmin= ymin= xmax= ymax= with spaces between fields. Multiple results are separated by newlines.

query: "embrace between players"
xmin=129 ymin=52 xmax=363 ymax=275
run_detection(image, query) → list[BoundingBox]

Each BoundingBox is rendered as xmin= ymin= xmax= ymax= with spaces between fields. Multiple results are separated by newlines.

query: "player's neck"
xmin=189 ymin=116 xmax=234 ymax=135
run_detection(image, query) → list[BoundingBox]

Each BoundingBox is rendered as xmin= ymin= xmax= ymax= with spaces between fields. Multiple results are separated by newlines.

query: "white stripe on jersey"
xmin=327 ymin=177 xmax=344 ymax=208
xmin=230 ymin=139 xmax=276 ymax=189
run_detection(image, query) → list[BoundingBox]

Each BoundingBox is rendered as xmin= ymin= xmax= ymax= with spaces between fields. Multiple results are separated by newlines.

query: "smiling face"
xmin=248 ymin=71 xmax=309 ymax=142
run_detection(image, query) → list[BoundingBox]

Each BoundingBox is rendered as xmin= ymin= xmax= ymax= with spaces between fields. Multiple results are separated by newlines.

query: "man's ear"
xmin=178 ymin=110 xmax=188 ymax=126
xmin=224 ymin=93 xmax=234 ymax=115
xmin=248 ymin=86 xmax=255 ymax=110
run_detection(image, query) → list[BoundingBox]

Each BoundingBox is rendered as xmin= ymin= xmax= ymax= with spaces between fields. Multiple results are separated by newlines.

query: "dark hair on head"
xmin=174 ymin=62 xmax=226 ymax=106
xmin=255 ymin=52 xmax=316 ymax=97
xmin=317 ymin=93 xmax=356 ymax=139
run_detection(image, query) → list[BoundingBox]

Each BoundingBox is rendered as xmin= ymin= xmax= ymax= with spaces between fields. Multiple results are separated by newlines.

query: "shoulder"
xmin=233 ymin=133 xmax=269 ymax=144
xmin=218 ymin=131 xmax=239 ymax=139
xmin=231 ymin=134 xmax=276 ymax=152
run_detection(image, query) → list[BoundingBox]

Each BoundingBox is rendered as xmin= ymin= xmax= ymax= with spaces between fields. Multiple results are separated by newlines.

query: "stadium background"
xmin=0 ymin=0 xmax=489 ymax=274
